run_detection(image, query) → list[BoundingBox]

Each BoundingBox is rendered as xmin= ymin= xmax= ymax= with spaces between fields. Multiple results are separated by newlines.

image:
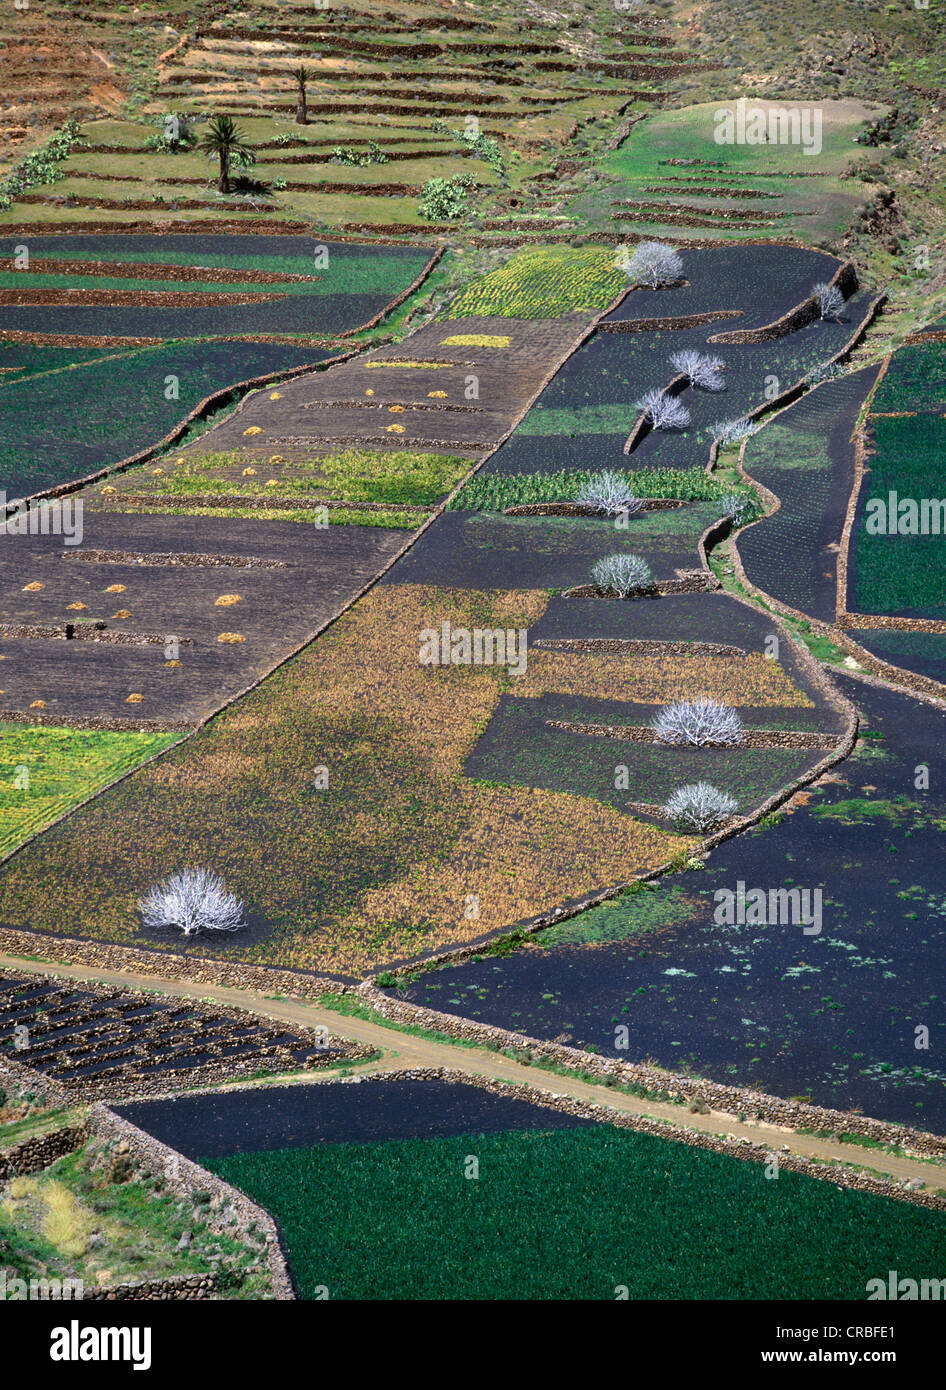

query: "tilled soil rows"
xmin=0 ymin=971 xmax=368 ymax=1102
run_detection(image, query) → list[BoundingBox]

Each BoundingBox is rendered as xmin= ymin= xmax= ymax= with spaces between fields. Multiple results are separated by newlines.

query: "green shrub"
xmin=331 ymin=141 xmax=388 ymax=167
xmin=432 ymin=119 xmax=505 ymax=175
xmin=144 ymin=112 xmax=200 ymax=153
xmin=418 ymin=175 xmax=475 ymax=221
xmin=0 ymin=117 xmax=85 ymax=211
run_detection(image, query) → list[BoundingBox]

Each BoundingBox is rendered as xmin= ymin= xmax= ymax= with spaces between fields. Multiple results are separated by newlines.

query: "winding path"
xmin=3 ymin=950 xmax=943 ymax=1196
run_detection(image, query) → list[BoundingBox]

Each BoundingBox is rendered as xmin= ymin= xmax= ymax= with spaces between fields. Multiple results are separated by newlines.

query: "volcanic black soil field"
xmin=0 ymin=513 xmax=405 ymax=726
xmin=114 ymin=1076 xmax=593 ymax=1159
xmin=391 ymin=677 xmax=946 ymax=1132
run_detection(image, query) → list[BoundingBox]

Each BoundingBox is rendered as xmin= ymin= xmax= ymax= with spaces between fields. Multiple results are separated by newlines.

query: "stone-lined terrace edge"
xmin=732 ymin=352 xmax=946 ymax=704
xmin=12 ymin=343 xmax=379 ymax=511
xmin=0 ymin=970 xmax=374 ymax=1102
xmin=300 ymin=1067 xmax=946 ymax=1213
xmin=89 ymin=1104 xmax=295 ymax=1300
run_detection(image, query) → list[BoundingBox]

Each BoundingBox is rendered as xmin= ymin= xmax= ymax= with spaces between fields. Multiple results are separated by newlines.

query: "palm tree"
xmin=291 ymin=64 xmax=313 ymax=125
xmin=199 ymin=115 xmax=254 ymax=195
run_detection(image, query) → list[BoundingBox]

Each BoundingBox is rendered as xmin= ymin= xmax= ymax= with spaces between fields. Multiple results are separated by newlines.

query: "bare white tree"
xmin=720 ymin=491 xmax=754 ymax=526
xmin=651 ymin=698 xmax=745 ymax=747
xmin=711 ymin=416 xmax=759 ymax=447
xmin=637 ymin=387 xmax=691 ymax=430
xmin=812 ymin=281 xmax=844 ymax=321
xmin=622 ymin=240 xmax=683 ymax=288
xmin=576 ymin=471 xmax=643 ymax=516
xmin=591 ymin=553 xmax=654 ymax=596
xmin=138 ymin=869 xmax=246 ymax=937
xmin=670 ymin=349 xmax=726 ymax=391
xmin=662 ymin=782 xmax=738 ymax=830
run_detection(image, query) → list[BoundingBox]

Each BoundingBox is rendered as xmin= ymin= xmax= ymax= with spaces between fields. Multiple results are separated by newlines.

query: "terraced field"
xmin=0 ymin=513 xmax=406 ymax=729
xmin=394 ymin=677 xmax=946 ymax=1132
xmin=849 ymin=341 xmax=946 ymax=623
xmin=118 ymin=1075 xmax=946 ymax=1301
xmin=738 ymin=365 xmax=881 ymax=625
xmin=0 ymin=235 xmax=438 ymax=499
xmin=0 ymin=258 xmax=605 ymax=741
xmin=0 ymin=0 xmax=144 ymax=163
xmin=0 ymin=235 xmax=434 ymax=344
xmin=0 ymin=1 xmax=708 ymax=238
xmin=568 ymin=99 xmax=886 ymax=246
xmin=482 ymin=244 xmax=874 ymax=480
xmin=0 ymin=242 xmax=867 ymax=974
xmin=0 ymin=972 xmax=366 ymax=1100
xmin=3 ymin=0 xmax=946 ymax=1319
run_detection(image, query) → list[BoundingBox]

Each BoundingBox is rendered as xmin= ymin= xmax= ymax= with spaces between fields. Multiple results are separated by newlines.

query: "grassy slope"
xmin=569 ymin=98 xmax=879 ymax=245
xmin=661 ymin=0 xmax=946 ymax=332
xmin=0 ymin=1144 xmax=267 ymax=1298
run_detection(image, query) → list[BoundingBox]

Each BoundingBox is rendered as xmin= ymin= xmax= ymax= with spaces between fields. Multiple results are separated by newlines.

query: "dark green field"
xmin=206 ymin=1124 xmax=946 ymax=1300
xmin=0 ymin=338 xmax=334 ymax=498
xmin=855 ymin=412 xmax=946 ymax=617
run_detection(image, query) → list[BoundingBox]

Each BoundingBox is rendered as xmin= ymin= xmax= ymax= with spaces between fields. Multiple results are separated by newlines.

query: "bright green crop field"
xmin=0 ymin=725 xmax=179 ymax=859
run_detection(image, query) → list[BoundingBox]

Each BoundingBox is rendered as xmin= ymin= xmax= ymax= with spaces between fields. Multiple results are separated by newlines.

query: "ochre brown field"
xmin=514 ymin=649 xmax=816 ymax=707
xmin=0 ymin=585 xmax=695 ymax=976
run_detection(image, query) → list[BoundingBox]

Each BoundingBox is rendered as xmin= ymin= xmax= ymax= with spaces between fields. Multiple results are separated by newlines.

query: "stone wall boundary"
xmin=325 ymin=1066 xmax=946 ymax=1212
xmin=88 ymin=1104 xmax=296 ymax=1300
xmin=0 ymin=1123 xmax=90 ymax=1180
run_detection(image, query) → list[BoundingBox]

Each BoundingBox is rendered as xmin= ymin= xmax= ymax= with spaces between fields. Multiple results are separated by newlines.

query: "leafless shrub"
xmin=662 ymin=781 xmax=739 ymax=830
xmin=621 ymin=240 xmax=683 ymax=288
xmin=670 ymin=349 xmax=726 ymax=391
xmin=651 ymin=698 xmax=745 ymax=747
xmin=637 ymin=388 xmax=691 ymax=430
xmin=812 ymin=281 xmax=844 ymax=321
xmin=711 ymin=416 xmax=759 ymax=447
xmin=591 ymin=553 xmax=654 ymax=597
xmin=576 ymin=471 xmax=643 ymax=516
xmin=720 ymin=492 xmax=755 ymax=526
xmin=138 ymin=869 xmax=245 ymax=937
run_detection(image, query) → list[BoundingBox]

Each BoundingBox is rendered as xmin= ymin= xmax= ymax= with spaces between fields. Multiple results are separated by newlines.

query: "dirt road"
xmin=3 ymin=950 xmax=943 ymax=1194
